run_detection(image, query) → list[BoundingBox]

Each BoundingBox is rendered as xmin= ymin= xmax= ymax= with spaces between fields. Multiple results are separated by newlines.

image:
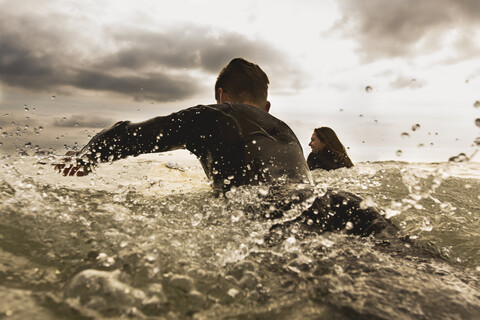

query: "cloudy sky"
xmin=1 ymin=0 xmax=479 ymax=162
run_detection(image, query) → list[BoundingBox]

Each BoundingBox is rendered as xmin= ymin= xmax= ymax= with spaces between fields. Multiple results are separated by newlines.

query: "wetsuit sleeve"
xmin=76 ymin=107 xmax=199 ymax=164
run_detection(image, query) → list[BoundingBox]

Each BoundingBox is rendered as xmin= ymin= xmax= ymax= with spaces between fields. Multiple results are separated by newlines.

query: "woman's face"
xmin=309 ymin=133 xmax=325 ymax=152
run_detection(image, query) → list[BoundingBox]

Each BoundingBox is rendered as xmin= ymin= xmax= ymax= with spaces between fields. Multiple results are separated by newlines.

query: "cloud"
xmin=53 ymin=115 xmax=115 ymax=128
xmin=333 ymin=0 xmax=480 ymax=62
xmin=389 ymin=76 xmax=425 ymax=90
xmin=0 ymin=4 xmax=303 ymax=102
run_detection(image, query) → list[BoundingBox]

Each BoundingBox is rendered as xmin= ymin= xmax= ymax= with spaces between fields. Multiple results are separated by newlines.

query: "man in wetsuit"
xmin=57 ymin=58 xmax=312 ymax=192
xmin=57 ymin=58 xmax=396 ymax=239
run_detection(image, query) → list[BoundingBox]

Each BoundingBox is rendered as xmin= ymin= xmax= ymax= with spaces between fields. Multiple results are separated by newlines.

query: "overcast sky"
xmin=1 ymin=0 xmax=479 ymax=162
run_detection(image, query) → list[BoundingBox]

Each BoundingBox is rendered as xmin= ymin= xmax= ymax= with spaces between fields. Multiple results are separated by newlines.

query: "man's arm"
xmin=56 ymin=106 xmax=204 ymax=176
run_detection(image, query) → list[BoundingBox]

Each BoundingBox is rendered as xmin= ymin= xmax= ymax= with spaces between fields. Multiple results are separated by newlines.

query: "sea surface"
xmin=1 ymin=153 xmax=480 ymax=319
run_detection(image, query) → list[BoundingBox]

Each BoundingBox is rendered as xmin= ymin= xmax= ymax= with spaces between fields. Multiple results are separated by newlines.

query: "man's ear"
xmin=216 ymin=88 xmax=223 ymax=104
xmin=217 ymin=88 xmax=231 ymax=104
xmin=265 ymin=101 xmax=271 ymax=113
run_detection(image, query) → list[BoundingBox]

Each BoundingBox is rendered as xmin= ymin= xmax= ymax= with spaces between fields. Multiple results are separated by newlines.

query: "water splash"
xmin=2 ymin=157 xmax=480 ymax=319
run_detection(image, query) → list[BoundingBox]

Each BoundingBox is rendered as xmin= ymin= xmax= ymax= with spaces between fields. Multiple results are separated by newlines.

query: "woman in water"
xmin=307 ymin=127 xmax=354 ymax=171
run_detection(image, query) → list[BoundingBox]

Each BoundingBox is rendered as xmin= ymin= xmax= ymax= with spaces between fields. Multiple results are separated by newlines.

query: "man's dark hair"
xmin=215 ymin=58 xmax=269 ymax=106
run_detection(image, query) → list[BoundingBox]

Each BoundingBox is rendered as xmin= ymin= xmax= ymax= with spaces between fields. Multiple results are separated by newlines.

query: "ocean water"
xmin=1 ymin=153 xmax=480 ymax=319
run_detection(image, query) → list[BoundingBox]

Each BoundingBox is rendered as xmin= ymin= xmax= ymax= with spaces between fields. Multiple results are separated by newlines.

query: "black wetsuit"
xmin=77 ymin=103 xmax=311 ymax=191
xmin=76 ymin=102 xmax=395 ymax=239
xmin=307 ymin=149 xmax=353 ymax=171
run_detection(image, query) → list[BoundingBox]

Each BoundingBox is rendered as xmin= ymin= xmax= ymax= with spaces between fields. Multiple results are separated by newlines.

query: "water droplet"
xmin=0 ymin=142 xmax=3 ymax=146
xmin=475 ymin=118 xmax=480 ymax=127
xmin=474 ymin=137 xmax=480 ymax=146
xmin=191 ymin=213 xmax=203 ymax=227
xmin=418 ymin=143 xmax=425 ymax=148
xmin=24 ymin=106 xmax=29 ymax=112
xmin=51 ymin=95 xmax=56 ymax=100
xmin=401 ymin=132 xmax=410 ymax=138
xmin=339 ymin=108 xmax=344 ymax=112
xmin=345 ymin=221 xmax=354 ymax=230
xmin=39 ymin=126 xmax=43 ymax=131
xmin=231 ymin=210 xmax=243 ymax=222
xmin=420 ymin=225 xmax=433 ymax=232
xmin=227 ymin=288 xmax=239 ymax=298
xmin=396 ymin=150 xmax=403 ymax=157
xmin=474 ymin=101 xmax=480 ymax=108
xmin=411 ymin=124 xmax=421 ymax=131
xmin=252 ymin=140 xmax=257 ymax=144
xmin=258 ymin=187 xmax=269 ymax=196
xmin=24 ymin=142 xmax=32 ymax=148
xmin=365 ymin=86 xmax=372 ymax=92
xmin=359 ymin=114 xmax=364 ymax=118
xmin=18 ymin=150 xmax=28 ymax=158
xmin=62 ymin=117 xmax=66 ymax=121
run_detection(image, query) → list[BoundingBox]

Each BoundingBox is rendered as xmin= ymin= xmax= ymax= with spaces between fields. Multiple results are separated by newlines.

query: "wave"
xmin=1 ymin=155 xmax=479 ymax=319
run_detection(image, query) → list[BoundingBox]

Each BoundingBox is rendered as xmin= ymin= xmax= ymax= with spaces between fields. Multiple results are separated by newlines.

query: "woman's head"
xmin=311 ymin=127 xmax=349 ymax=154
xmin=309 ymin=126 xmax=354 ymax=168
xmin=309 ymin=131 xmax=325 ymax=152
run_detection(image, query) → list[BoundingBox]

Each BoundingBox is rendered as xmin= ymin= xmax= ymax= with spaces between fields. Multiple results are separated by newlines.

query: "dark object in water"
xmin=266 ymin=190 xmax=398 ymax=245
xmin=448 ymin=153 xmax=469 ymax=162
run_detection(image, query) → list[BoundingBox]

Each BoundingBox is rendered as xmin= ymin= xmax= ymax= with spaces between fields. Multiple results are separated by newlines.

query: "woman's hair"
xmin=314 ymin=127 xmax=354 ymax=167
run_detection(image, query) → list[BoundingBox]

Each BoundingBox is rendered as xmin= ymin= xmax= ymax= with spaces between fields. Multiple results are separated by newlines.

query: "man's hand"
xmin=53 ymin=151 xmax=92 ymax=176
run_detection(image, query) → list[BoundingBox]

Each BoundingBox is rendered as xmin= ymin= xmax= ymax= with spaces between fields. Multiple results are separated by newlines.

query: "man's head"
xmin=215 ymin=58 xmax=271 ymax=112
